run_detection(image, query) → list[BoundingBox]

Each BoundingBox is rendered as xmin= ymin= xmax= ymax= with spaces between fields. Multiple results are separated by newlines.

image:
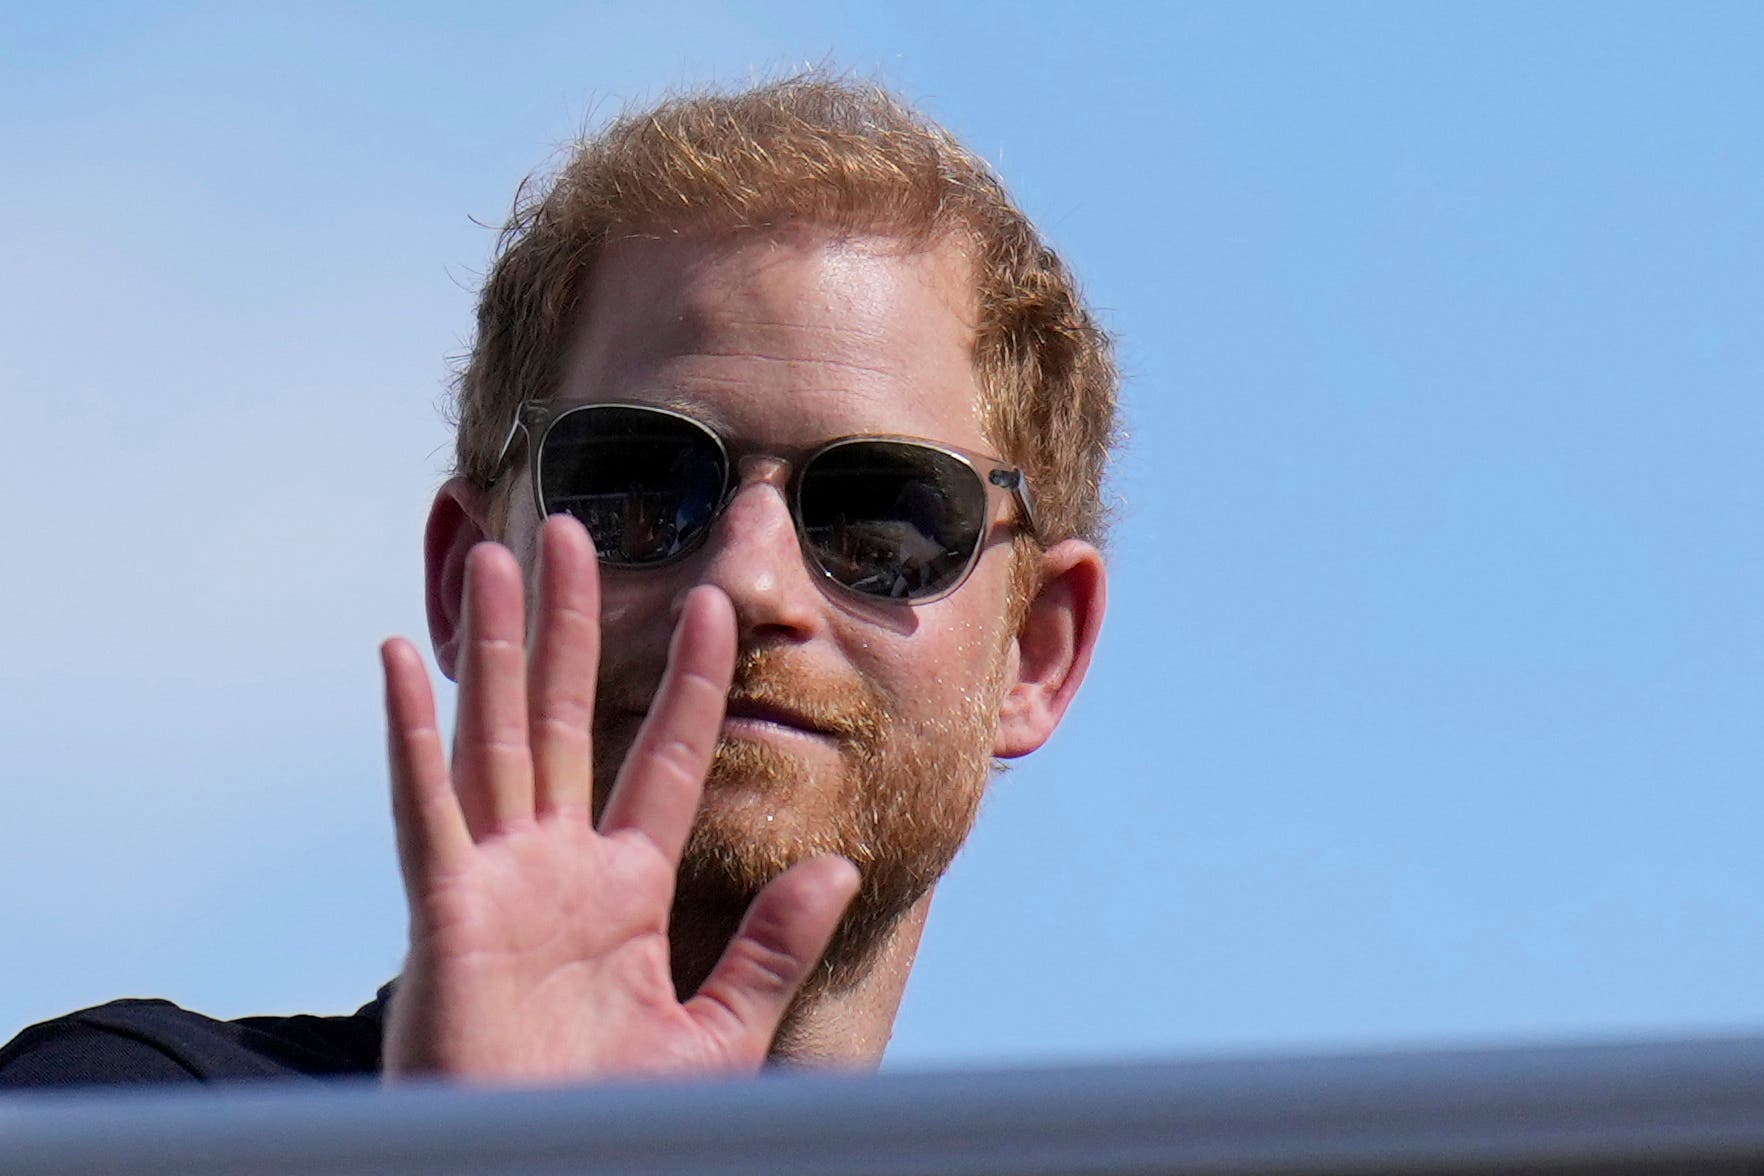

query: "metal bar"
xmin=5 ymin=1035 xmax=1764 ymax=1175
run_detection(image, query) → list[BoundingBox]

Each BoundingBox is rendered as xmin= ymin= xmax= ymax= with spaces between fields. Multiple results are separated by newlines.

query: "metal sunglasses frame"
xmin=492 ymin=399 xmax=1040 ymax=605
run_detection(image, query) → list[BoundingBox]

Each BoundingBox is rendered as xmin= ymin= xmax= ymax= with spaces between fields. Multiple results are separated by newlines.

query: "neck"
xmin=766 ymin=889 xmax=935 ymax=1069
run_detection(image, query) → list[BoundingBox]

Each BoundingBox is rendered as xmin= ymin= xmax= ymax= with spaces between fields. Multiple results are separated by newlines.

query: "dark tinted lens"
xmin=798 ymin=441 xmax=987 ymax=599
xmin=536 ymin=406 xmax=726 ymax=564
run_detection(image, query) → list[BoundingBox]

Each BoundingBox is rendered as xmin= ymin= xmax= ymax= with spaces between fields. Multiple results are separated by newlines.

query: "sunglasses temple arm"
xmin=1016 ymin=481 xmax=1040 ymax=537
xmin=491 ymin=401 xmax=552 ymax=486
xmin=991 ymin=467 xmax=1040 ymax=538
xmin=492 ymin=419 xmax=522 ymax=477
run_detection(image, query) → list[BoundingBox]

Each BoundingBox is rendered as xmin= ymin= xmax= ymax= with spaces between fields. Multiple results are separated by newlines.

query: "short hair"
xmin=453 ymin=73 xmax=1118 ymax=550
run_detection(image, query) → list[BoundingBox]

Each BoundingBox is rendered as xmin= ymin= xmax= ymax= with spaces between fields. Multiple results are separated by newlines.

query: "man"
xmin=0 ymin=74 xmax=1115 ymax=1086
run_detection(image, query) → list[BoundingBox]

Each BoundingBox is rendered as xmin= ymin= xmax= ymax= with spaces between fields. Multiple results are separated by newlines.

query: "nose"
xmin=675 ymin=455 xmax=822 ymax=644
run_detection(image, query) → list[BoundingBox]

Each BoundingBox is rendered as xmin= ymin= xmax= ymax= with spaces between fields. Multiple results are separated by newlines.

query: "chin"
xmin=696 ymin=737 xmax=851 ymax=867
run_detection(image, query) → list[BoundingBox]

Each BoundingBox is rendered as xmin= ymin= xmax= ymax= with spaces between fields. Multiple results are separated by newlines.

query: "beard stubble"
xmin=591 ymin=642 xmax=1002 ymax=1002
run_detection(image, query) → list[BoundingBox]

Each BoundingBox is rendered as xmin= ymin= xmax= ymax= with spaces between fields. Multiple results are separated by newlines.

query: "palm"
xmin=379 ymin=516 xmax=857 ymax=1082
xmin=402 ymin=819 xmax=705 ymax=1077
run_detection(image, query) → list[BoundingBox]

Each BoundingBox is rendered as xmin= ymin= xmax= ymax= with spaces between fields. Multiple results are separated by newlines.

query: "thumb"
xmin=683 ymin=856 xmax=862 ymax=1063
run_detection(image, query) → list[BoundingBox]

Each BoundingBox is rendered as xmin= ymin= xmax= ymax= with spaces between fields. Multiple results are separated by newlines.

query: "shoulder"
xmin=0 ymin=992 xmax=385 ymax=1089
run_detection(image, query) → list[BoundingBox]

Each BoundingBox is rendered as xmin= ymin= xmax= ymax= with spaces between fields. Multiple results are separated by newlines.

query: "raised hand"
xmin=378 ymin=515 xmax=860 ymax=1083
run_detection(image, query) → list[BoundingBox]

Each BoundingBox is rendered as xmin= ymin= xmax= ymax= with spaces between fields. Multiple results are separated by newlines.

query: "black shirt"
xmin=0 ymin=988 xmax=387 ymax=1088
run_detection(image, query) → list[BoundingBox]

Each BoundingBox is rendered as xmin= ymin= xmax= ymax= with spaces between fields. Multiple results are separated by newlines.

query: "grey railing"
xmin=5 ymin=1035 xmax=1764 ymax=1175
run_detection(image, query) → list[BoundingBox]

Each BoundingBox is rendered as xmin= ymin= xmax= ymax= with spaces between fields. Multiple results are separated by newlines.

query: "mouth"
xmin=721 ymin=698 xmax=838 ymax=741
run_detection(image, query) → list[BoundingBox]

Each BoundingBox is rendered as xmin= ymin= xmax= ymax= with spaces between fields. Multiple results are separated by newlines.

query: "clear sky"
xmin=2 ymin=2 xmax=1760 ymax=1070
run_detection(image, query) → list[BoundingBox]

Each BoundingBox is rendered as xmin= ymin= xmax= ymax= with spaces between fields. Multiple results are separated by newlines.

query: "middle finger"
xmin=528 ymin=514 xmax=601 ymax=820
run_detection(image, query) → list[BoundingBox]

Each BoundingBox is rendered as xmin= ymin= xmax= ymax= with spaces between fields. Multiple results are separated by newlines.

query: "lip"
xmin=603 ymin=692 xmax=849 ymax=745
xmin=721 ymin=699 xmax=836 ymax=741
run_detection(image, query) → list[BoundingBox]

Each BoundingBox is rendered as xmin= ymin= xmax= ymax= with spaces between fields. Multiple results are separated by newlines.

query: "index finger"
xmin=597 ymin=586 xmax=735 ymax=863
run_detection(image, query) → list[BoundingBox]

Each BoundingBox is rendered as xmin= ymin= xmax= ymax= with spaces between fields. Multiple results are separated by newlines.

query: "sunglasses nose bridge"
xmin=733 ymin=452 xmax=793 ymax=491
xmin=718 ymin=453 xmax=795 ymax=520
xmin=707 ymin=452 xmax=801 ymax=542
xmin=691 ymin=451 xmax=827 ymax=635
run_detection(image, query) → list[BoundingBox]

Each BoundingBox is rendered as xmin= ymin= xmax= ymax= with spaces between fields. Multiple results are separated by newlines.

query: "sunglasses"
xmin=492 ymin=400 xmax=1038 ymax=604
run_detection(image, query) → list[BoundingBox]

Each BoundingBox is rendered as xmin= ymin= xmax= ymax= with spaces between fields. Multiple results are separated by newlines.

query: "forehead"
xmin=559 ymin=228 xmax=987 ymax=449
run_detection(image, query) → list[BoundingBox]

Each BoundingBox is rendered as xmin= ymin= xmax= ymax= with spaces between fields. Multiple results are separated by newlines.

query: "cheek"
xmin=844 ymin=605 xmax=1014 ymax=720
xmin=496 ymin=475 xmax=542 ymax=564
xmin=596 ymin=569 xmax=695 ymax=655
xmin=598 ymin=587 xmax=656 ymax=639
xmin=927 ymin=576 xmax=1021 ymax=710
xmin=934 ymin=558 xmax=1019 ymax=666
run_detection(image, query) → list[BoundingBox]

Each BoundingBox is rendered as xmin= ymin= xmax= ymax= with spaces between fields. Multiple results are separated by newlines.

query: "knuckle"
xmin=724 ymin=935 xmax=802 ymax=998
xmin=677 ymin=666 xmax=731 ymax=701
xmin=470 ymin=635 xmax=523 ymax=654
xmin=531 ymin=711 xmax=591 ymax=741
xmin=462 ymin=736 xmax=529 ymax=772
xmin=637 ymin=731 xmax=711 ymax=781
xmin=548 ymin=600 xmax=600 ymax=631
xmin=462 ymin=638 xmax=524 ymax=676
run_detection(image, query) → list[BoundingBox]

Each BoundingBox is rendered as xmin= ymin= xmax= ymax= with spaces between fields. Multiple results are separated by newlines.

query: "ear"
xmin=424 ymin=476 xmax=495 ymax=682
xmin=992 ymin=539 xmax=1107 ymax=759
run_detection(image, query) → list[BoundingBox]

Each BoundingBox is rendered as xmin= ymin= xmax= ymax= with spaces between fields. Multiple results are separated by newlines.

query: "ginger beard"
xmin=591 ymin=642 xmax=1005 ymax=1000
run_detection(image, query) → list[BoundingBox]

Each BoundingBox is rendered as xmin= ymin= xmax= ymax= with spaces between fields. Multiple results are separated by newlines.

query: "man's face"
xmin=498 ymin=228 xmax=1024 ymax=989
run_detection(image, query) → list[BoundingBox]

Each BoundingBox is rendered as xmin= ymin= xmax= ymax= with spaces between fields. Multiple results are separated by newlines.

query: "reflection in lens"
xmin=538 ymin=407 xmax=726 ymax=564
xmin=800 ymin=441 xmax=986 ymax=599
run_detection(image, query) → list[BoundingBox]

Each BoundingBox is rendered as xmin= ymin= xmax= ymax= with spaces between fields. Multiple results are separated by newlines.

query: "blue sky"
xmin=2 ymin=2 xmax=1760 ymax=1069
